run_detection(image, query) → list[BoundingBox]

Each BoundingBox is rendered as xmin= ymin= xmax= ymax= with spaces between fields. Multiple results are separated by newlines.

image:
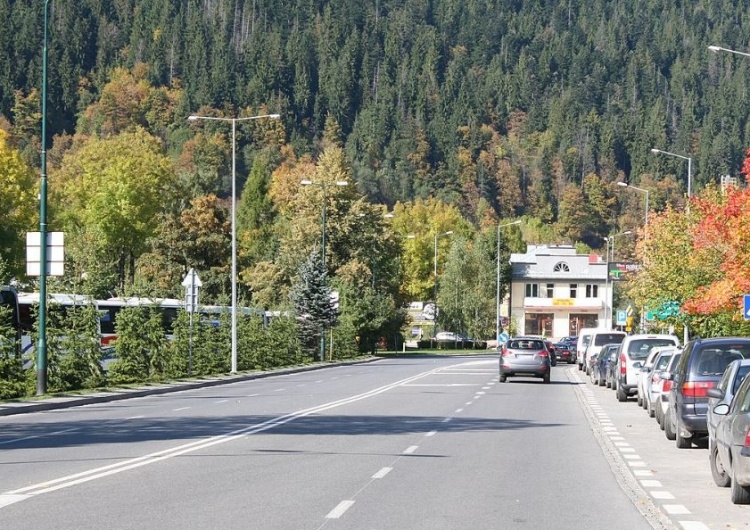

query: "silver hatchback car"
xmin=499 ymin=337 xmax=551 ymax=384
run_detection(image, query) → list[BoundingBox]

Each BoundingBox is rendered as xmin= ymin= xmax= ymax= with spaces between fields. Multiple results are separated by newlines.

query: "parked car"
xmin=644 ymin=347 xmax=678 ymax=419
xmin=576 ymin=328 xmax=597 ymax=371
xmin=584 ymin=331 xmax=627 ymax=376
xmin=601 ymin=344 xmax=621 ymax=389
xmin=616 ymin=334 xmax=681 ymax=402
xmin=707 ymin=359 xmax=750 ymax=489
xmin=591 ymin=344 xmax=620 ymax=386
xmin=553 ymin=342 xmax=575 ymax=364
xmin=666 ymin=337 xmax=750 ymax=448
xmin=637 ymin=346 xmax=674 ymax=409
xmin=499 ymin=337 xmax=551 ymax=384
xmin=709 ymin=369 xmax=750 ymax=503
xmin=658 ymin=352 xmax=683 ymax=432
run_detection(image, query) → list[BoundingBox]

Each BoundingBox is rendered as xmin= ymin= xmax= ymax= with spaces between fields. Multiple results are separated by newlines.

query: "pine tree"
xmin=291 ymin=250 xmax=336 ymax=361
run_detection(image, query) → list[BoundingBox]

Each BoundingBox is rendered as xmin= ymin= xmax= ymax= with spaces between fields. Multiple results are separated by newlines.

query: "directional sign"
xmin=616 ymin=310 xmax=627 ymax=326
xmin=182 ymin=268 xmax=202 ymax=313
xmin=744 ymin=295 xmax=750 ymax=321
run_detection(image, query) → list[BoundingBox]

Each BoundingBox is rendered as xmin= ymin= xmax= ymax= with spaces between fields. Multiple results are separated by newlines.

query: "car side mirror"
xmin=640 ymin=366 xmax=649 ymax=372
xmin=632 ymin=361 xmax=643 ymax=369
xmin=706 ymin=388 xmax=725 ymax=400
xmin=713 ymin=403 xmax=730 ymax=416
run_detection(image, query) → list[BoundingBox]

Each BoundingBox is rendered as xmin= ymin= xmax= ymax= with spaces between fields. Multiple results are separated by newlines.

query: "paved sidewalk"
xmin=0 ymin=357 xmax=380 ymax=417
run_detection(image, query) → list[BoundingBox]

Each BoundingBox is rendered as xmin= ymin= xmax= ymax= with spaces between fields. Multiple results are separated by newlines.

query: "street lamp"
xmin=433 ymin=230 xmax=454 ymax=336
xmin=300 ymin=178 xmax=349 ymax=361
xmin=36 ymin=0 xmax=51 ymax=394
xmin=651 ymin=148 xmax=692 ymax=199
xmin=708 ymin=45 xmax=750 ymax=58
xmin=187 ymin=112 xmax=280 ymax=373
xmin=617 ymin=181 xmax=650 ymax=229
xmin=603 ymin=231 xmax=632 ymax=329
xmin=496 ymin=220 xmax=521 ymax=346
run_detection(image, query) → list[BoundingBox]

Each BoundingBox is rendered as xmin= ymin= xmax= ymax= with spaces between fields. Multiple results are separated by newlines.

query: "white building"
xmin=508 ymin=244 xmax=609 ymax=339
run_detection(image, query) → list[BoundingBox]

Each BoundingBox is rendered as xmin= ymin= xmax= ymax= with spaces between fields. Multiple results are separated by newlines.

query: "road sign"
xmin=744 ymin=295 xmax=750 ymax=320
xmin=616 ymin=310 xmax=627 ymax=326
xmin=182 ymin=268 xmax=202 ymax=313
xmin=498 ymin=331 xmax=509 ymax=344
xmin=26 ymin=231 xmax=65 ymax=276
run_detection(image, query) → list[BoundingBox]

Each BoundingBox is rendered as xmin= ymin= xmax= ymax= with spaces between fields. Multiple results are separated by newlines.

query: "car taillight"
xmin=620 ymin=353 xmax=627 ymax=375
xmin=501 ymin=348 xmax=509 ymax=357
xmin=663 ymin=380 xmax=673 ymax=392
xmin=744 ymin=426 xmax=750 ymax=448
xmin=681 ymin=381 xmax=715 ymax=398
xmin=536 ymin=350 xmax=549 ymax=358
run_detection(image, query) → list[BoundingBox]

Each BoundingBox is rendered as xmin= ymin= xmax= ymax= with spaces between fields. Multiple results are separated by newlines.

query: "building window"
xmin=585 ymin=284 xmax=599 ymax=298
xmin=570 ymin=284 xmax=578 ymax=298
xmin=546 ymin=283 xmax=554 ymax=298
xmin=554 ymin=262 xmax=570 ymax=272
xmin=525 ymin=283 xmax=539 ymax=297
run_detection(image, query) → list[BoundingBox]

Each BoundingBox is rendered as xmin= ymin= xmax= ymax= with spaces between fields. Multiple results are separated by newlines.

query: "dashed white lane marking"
xmin=274 ymin=388 xmax=285 ymax=392
xmin=476 ymin=391 xmax=486 ymax=395
xmin=173 ymin=407 xmax=190 ymax=412
xmin=215 ymin=400 xmax=228 ymax=404
xmin=465 ymin=401 xmax=473 ymax=405
xmin=640 ymin=480 xmax=662 ymax=488
xmin=663 ymin=505 xmax=690 ymax=514
xmin=126 ymin=416 xmax=145 ymax=420
xmin=372 ymin=467 xmax=392 ymax=479
xmin=619 ymin=448 xmax=636 ymax=453
xmin=403 ymin=446 xmax=418 ymax=455
xmin=455 ymin=408 xmax=464 ymax=413
xmin=633 ymin=470 xmax=653 ymax=477
xmin=678 ymin=521 xmax=710 ymax=530
xmin=315 ymin=380 xmax=324 ymax=383
xmin=628 ymin=461 xmax=646 ymax=467
xmin=425 ymin=430 xmax=437 ymax=437
xmin=246 ymin=393 xmax=259 ymax=397
xmin=651 ymin=491 xmax=676 ymax=500
xmin=326 ymin=500 xmax=355 ymax=519
xmin=623 ymin=454 xmax=641 ymax=459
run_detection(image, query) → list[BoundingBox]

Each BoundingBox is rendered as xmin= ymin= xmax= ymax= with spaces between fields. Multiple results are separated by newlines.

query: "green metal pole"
xmin=37 ymin=0 xmax=50 ymax=395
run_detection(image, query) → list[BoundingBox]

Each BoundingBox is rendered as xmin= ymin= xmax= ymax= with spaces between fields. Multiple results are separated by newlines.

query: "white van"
xmin=576 ymin=328 xmax=598 ymax=371
xmin=583 ymin=330 xmax=627 ymax=375
xmin=616 ymin=333 xmax=681 ymax=402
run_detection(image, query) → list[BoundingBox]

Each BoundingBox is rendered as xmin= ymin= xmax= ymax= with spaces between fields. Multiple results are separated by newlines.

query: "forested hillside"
xmin=3 ymin=0 xmax=750 ymax=213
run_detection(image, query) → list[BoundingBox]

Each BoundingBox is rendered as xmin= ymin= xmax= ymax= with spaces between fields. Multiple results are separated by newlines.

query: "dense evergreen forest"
xmin=3 ymin=0 xmax=750 ymax=220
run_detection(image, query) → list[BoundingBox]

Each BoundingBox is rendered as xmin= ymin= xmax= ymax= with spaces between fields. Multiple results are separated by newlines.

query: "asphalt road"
xmin=0 ymin=356 xmax=744 ymax=529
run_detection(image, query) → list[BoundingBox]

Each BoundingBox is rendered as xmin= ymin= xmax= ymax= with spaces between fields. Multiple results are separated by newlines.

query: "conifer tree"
xmin=291 ymin=250 xmax=336 ymax=361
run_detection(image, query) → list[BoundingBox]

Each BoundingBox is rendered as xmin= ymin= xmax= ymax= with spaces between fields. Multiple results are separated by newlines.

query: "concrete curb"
xmin=0 ymin=356 xmax=382 ymax=417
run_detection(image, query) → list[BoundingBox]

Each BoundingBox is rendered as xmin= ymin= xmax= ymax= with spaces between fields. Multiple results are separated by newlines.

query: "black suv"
xmin=666 ymin=337 xmax=750 ymax=448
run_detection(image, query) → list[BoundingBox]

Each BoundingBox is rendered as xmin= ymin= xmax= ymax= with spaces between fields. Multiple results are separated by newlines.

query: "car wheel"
xmin=636 ymin=392 xmax=643 ymax=407
xmin=616 ymin=385 xmax=628 ymax=402
xmin=710 ymin=443 xmax=731 ymax=488
xmin=658 ymin=407 xmax=666 ymax=431
xmin=499 ymin=375 xmax=507 ymax=382
xmin=605 ymin=377 xmax=611 ymax=388
xmin=664 ymin=409 xmax=676 ymax=441
xmin=675 ymin=429 xmax=691 ymax=449
xmin=543 ymin=374 xmax=551 ymax=384
xmin=647 ymin=399 xmax=655 ymax=418
xmin=731 ymin=467 xmax=750 ymax=504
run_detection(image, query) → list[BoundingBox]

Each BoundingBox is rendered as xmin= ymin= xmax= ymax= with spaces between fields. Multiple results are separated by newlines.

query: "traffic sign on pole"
xmin=182 ymin=268 xmax=202 ymax=313
xmin=744 ymin=295 xmax=750 ymax=320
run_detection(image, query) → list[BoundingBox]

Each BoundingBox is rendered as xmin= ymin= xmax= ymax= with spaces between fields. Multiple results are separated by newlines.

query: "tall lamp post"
xmin=651 ymin=148 xmax=692 ymax=200
xmin=617 ymin=181 xmax=650 ymax=230
xmin=708 ymin=45 xmax=750 ymax=58
xmin=496 ymin=220 xmax=521 ymax=346
xmin=603 ymin=231 xmax=632 ymax=329
xmin=300 ymin=178 xmax=349 ymax=361
xmin=433 ymin=230 xmax=454 ymax=337
xmin=187 ymin=112 xmax=280 ymax=373
xmin=36 ymin=0 xmax=51 ymax=395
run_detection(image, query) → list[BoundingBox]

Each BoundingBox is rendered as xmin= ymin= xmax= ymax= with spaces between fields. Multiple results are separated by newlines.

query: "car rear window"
xmin=654 ymin=353 xmax=673 ymax=371
xmin=507 ymin=340 xmax=545 ymax=350
xmin=627 ymin=338 xmax=677 ymax=360
xmin=594 ymin=334 xmax=625 ymax=346
xmin=692 ymin=345 xmax=750 ymax=376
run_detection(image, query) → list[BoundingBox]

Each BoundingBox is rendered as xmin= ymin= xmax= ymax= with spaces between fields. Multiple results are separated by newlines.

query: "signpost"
xmin=744 ymin=295 xmax=750 ymax=321
xmin=616 ymin=310 xmax=627 ymax=327
xmin=182 ymin=269 xmax=202 ymax=375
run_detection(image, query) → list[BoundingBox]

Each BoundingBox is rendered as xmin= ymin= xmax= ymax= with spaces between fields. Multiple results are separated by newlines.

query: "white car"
xmin=584 ymin=330 xmax=626 ymax=375
xmin=644 ymin=347 xmax=678 ymax=418
xmin=616 ymin=334 xmax=681 ymax=402
xmin=639 ymin=346 xmax=677 ymax=414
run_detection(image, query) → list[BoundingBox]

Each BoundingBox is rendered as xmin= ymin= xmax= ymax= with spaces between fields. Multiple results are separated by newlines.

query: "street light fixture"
xmin=496 ymin=220 xmax=521 ymax=346
xmin=708 ymin=45 xmax=750 ymax=58
xmin=651 ymin=148 xmax=692 ymax=199
xmin=603 ymin=231 xmax=632 ymax=329
xmin=617 ymin=181 xmax=650 ymax=228
xmin=433 ymin=230 xmax=454 ymax=337
xmin=300 ymin=178 xmax=349 ymax=361
xmin=187 ymin=112 xmax=280 ymax=373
